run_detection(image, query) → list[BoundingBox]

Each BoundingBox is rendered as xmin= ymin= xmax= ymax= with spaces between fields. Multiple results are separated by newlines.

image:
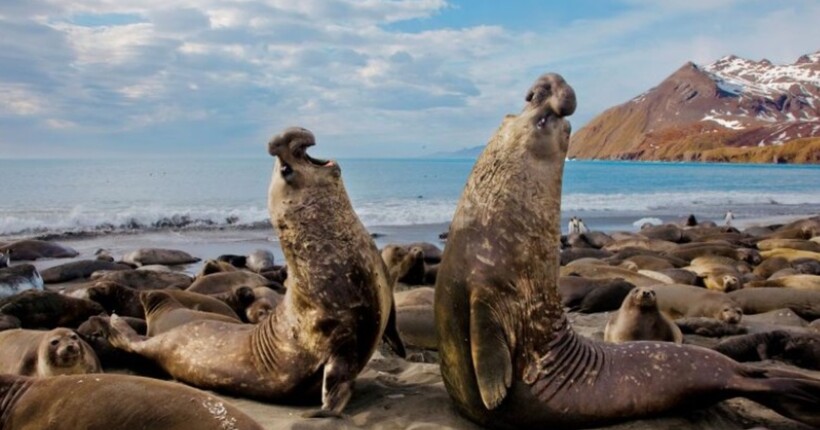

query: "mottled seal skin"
xmin=0 ymin=240 xmax=78 ymax=261
xmin=604 ymin=287 xmax=682 ymax=344
xmin=103 ymin=128 xmax=405 ymax=416
xmin=0 ymin=373 xmax=264 ymax=430
xmin=0 ymin=328 xmax=101 ymax=376
xmin=0 ymin=264 xmax=43 ymax=298
xmin=433 ymin=73 xmax=820 ymax=429
xmin=77 ymin=316 xmax=167 ymax=377
xmin=0 ymin=290 xmax=104 ymax=329
xmin=140 ymin=290 xmax=241 ymax=336
xmin=40 ymin=260 xmax=132 ymax=284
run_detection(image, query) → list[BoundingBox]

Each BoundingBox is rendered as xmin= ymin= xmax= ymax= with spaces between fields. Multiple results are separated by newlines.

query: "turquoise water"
xmin=0 ymin=158 xmax=818 ymax=236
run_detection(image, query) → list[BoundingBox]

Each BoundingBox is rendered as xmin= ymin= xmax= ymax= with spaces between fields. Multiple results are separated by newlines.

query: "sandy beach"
xmin=4 ymin=213 xmax=814 ymax=430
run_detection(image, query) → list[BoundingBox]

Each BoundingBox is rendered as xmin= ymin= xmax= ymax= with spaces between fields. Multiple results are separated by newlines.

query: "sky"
xmin=1 ymin=0 xmax=818 ymax=159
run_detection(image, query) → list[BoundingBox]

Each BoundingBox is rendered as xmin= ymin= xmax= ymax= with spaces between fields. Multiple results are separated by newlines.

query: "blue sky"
xmin=0 ymin=0 xmax=818 ymax=159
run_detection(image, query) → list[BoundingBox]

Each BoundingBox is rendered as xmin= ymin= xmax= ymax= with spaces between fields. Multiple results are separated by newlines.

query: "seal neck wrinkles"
xmin=0 ymin=375 xmax=32 ymax=427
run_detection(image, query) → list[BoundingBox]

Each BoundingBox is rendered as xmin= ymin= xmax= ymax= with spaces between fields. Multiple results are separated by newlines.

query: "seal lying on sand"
xmin=0 ymin=373 xmax=264 ymax=430
xmin=0 ymin=328 xmax=101 ymax=376
xmin=0 ymin=290 xmax=103 ymax=329
xmin=434 ymin=73 xmax=820 ymax=429
xmin=604 ymin=287 xmax=682 ymax=344
xmin=0 ymin=239 xmax=78 ymax=261
xmin=141 ymin=290 xmax=241 ymax=336
xmin=40 ymin=260 xmax=132 ymax=284
xmin=104 ymin=127 xmax=404 ymax=416
xmin=122 ymin=248 xmax=200 ymax=266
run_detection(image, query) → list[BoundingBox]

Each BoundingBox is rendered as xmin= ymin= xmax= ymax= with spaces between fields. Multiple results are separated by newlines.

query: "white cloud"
xmin=0 ymin=0 xmax=818 ymax=157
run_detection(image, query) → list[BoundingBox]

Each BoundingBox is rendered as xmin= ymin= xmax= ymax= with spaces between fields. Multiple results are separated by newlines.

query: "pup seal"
xmin=0 ymin=373 xmax=264 ymax=430
xmin=122 ymin=248 xmax=200 ymax=266
xmin=103 ymin=127 xmax=404 ymax=416
xmin=0 ymin=290 xmax=104 ymax=329
xmin=433 ymin=73 xmax=820 ymax=429
xmin=604 ymin=287 xmax=682 ymax=344
xmin=0 ymin=239 xmax=78 ymax=261
xmin=0 ymin=328 xmax=101 ymax=376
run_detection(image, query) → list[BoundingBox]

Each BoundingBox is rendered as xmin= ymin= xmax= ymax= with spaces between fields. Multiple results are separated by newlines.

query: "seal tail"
xmin=736 ymin=367 xmax=820 ymax=428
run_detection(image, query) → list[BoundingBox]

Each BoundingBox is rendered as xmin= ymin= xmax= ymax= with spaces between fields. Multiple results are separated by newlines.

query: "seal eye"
xmin=280 ymin=163 xmax=295 ymax=183
xmin=50 ymin=339 xmax=59 ymax=346
xmin=70 ymin=334 xmax=78 ymax=340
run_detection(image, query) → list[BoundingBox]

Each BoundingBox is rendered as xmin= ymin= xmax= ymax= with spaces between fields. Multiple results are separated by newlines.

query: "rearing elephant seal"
xmin=434 ymin=73 xmax=820 ymax=429
xmin=104 ymin=127 xmax=404 ymax=416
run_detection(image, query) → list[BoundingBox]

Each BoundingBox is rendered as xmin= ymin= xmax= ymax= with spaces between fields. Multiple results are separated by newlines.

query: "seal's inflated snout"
xmin=267 ymin=127 xmax=333 ymax=168
xmin=525 ymin=73 xmax=576 ymax=129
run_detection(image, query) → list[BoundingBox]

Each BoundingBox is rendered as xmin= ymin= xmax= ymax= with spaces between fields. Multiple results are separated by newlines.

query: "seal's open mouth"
xmin=292 ymin=142 xmax=334 ymax=167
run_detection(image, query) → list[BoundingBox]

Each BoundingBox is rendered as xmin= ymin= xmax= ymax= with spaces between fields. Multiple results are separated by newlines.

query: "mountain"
xmin=569 ymin=52 xmax=820 ymax=163
xmin=426 ymin=145 xmax=484 ymax=159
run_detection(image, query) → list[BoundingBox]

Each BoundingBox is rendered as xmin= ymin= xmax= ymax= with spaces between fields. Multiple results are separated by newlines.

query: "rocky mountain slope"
xmin=569 ymin=52 xmax=820 ymax=163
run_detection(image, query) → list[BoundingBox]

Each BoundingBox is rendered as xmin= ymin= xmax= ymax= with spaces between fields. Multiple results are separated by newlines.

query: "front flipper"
xmin=304 ymin=346 xmax=357 ymax=417
xmin=470 ymin=295 xmax=512 ymax=410
xmin=382 ymin=301 xmax=407 ymax=358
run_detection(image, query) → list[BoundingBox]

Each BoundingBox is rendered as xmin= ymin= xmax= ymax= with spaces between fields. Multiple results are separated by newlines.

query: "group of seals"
xmin=433 ymin=73 xmax=820 ymax=429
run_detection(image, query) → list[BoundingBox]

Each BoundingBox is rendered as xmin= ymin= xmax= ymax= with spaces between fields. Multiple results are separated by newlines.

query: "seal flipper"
xmin=303 ymin=348 xmax=356 ymax=418
xmin=382 ymin=301 xmax=406 ymax=358
xmin=470 ymin=296 xmax=512 ymax=410
xmin=739 ymin=368 xmax=820 ymax=428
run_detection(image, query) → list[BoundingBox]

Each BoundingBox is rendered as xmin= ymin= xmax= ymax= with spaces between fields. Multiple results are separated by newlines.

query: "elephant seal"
xmin=0 ymin=328 xmax=101 ymax=376
xmin=557 ymin=276 xmax=635 ymax=313
xmin=754 ymin=257 xmax=792 ymax=279
xmin=713 ymin=331 xmax=820 ymax=370
xmin=728 ymin=288 xmax=820 ymax=321
xmin=102 ymin=127 xmax=405 ymax=416
xmin=197 ymin=259 xmax=240 ymax=277
xmin=559 ymin=248 xmax=612 ymax=265
xmin=0 ymin=239 xmax=78 ymax=261
xmin=0 ymin=373 xmax=264 ymax=430
xmin=246 ymin=249 xmax=276 ymax=273
xmin=40 ymin=260 xmax=132 ymax=284
xmin=652 ymin=284 xmax=743 ymax=323
xmin=604 ymin=287 xmax=682 ymax=344
xmin=382 ymin=244 xmax=424 ymax=286
xmin=395 ymin=287 xmax=437 ymax=350
xmin=186 ymin=271 xmax=271 ymax=294
xmin=0 ymin=264 xmax=43 ymax=298
xmin=141 ymin=290 xmax=241 ymax=336
xmin=90 ymin=269 xmax=193 ymax=290
xmin=76 ymin=315 xmax=167 ymax=377
xmin=122 ymin=248 xmax=200 ymax=266
xmin=758 ymin=238 xmax=820 ymax=253
xmin=434 ymin=73 xmax=820 ymax=429
xmin=559 ymin=263 xmax=659 ymax=287
xmin=745 ymin=274 xmax=820 ymax=292
xmin=210 ymin=285 xmax=281 ymax=323
xmin=761 ymin=248 xmax=820 ymax=263
xmin=0 ymin=290 xmax=104 ymax=329
xmin=85 ymin=282 xmax=239 ymax=320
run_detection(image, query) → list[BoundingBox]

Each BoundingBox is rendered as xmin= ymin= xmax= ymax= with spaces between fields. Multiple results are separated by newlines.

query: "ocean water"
xmin=0 ymin=158 xmax=818 ymax=238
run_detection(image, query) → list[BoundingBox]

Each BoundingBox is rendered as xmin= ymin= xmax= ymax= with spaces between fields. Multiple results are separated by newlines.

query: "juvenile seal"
xmin=728 ymin=288 xmax=820 ymax=321
xmin=85 ymin=282 xmax=239 ymax=320
xmin=0 ymin=239 xmax=78 ymax=261
xmin=745 ymin=274 xmax=820 ymax=292
xmin=557 ymin=276 xmax=635 ymax=313
xmin=141 ymin=290 xmax=241 ymax=336
xmin=434 ymin=73 xmax=820 ymax=429
xmin=40 ymin=260 xmax=132 ymax=284
xmin=186 ymin=270 xmax=271 ymax=294
xmin=0 ymin=328 xmax=101 ymax=376
xmin=246 ymin=249 xmax=276 ymax=273
xmin=90 ymin=269 xmax=193 ymax=290
xmin=122 ymin=248 xmax=200 ymax=266
xmin=0 ymin=290 xmax=104 ymax=329
xmin=103 ymin=128 xmax=405 ymax=416
xmin=713 ymin=331 xmax=820 ymax=371
xmin=604 ymin=287 xmax=682 ymax=344
xmin=652 ymin=284 xmax=743 ymax=323
xmin=0 ymin=373 xmax=264 ymax=430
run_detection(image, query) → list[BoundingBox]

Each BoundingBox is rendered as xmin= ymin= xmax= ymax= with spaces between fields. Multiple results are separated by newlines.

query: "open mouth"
xmin=293 ymin=142 xmax=334 ymax=167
